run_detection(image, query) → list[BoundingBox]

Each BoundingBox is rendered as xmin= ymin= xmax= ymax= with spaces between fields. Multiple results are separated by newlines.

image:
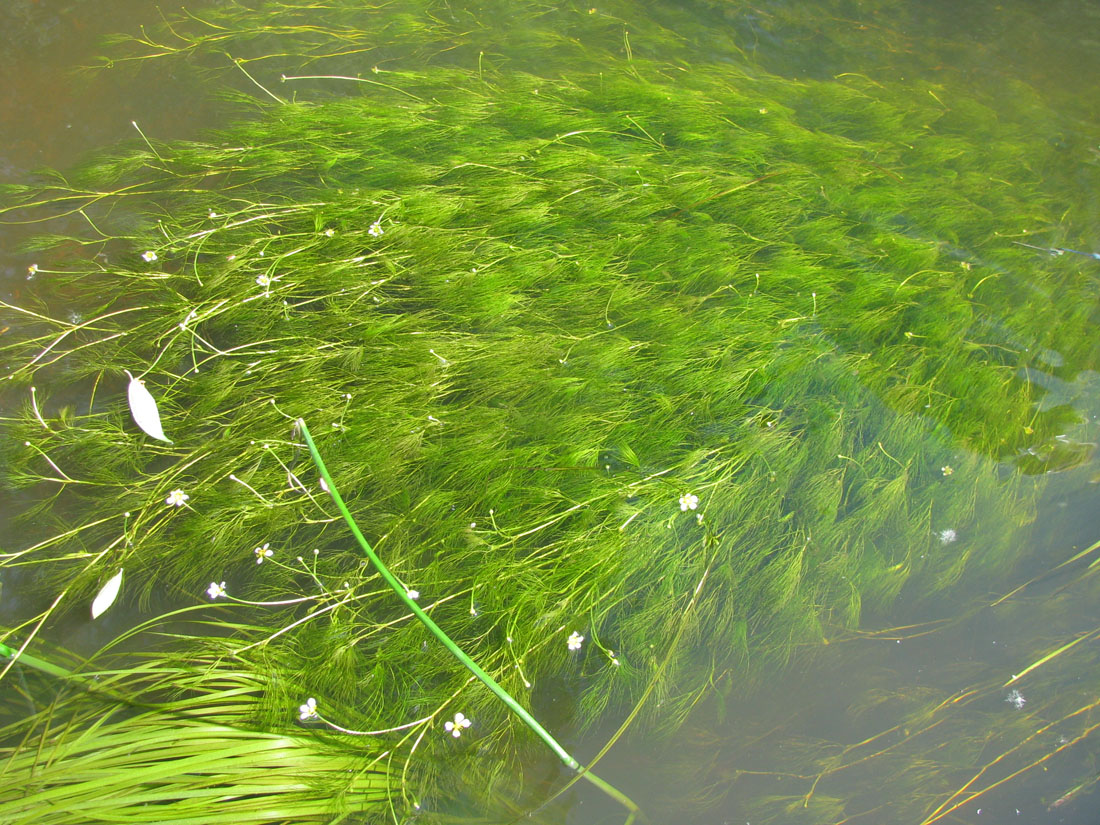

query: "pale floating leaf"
xmin=126 ymin=370 xmax=172 ymax=443
xmin=91 ymin=568 xmax=124 ymax=619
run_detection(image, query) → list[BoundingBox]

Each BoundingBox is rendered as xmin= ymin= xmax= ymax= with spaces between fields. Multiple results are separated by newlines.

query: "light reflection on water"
xmin=1 ymin=2 xmax=1098 ymax=823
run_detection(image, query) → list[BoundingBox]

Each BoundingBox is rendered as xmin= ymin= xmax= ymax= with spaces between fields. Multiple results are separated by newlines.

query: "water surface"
xmin=2 ymin=3 xmax=1098 ymax=824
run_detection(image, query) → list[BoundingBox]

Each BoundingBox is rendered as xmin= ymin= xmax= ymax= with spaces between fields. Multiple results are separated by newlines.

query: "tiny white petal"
xmin=91 ymin=568 xmax=124 ymax=619
xmin=126 ymin=370 xmax=171 ymax=443
xmin=142 ymin=250 xmax=158 ymax=262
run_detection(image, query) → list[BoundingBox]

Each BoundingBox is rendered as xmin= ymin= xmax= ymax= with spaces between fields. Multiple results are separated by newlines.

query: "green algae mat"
xmin=2 ymin=1 xmax=1098 ymax=822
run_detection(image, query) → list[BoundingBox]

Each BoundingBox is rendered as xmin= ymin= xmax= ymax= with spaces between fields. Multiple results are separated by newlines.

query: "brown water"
xmin=0 ymin=0 xmax=218 ymax=299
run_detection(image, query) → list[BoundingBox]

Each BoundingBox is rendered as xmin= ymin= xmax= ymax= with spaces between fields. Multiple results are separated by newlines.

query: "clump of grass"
xmin=0 ymin=638 xmax=394 ymax=825
xmin=1 ymin=0 xmax=1096 ymax=819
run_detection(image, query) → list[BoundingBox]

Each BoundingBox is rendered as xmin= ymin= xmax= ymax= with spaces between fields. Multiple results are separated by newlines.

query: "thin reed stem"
xmin=297 ymin=418 xmax=643 ymax=820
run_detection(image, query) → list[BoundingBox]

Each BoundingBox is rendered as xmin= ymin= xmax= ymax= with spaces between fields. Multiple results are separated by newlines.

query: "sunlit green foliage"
xmin=0 ymin=638 xmax=393 ymax=824
xmin=2 ymin=0 xmax=1097 ymax=821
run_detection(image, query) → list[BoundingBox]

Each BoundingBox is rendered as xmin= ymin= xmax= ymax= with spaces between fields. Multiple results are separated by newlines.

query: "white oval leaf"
xmin=126 ymin=370 xmax=172 ymax=443
xmin=91 ymin=568 xmax=124 ymax=619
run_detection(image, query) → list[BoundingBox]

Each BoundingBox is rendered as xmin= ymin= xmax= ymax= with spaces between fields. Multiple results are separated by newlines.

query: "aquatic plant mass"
xmin=2 ymin=1 xmax=1098 ymax=822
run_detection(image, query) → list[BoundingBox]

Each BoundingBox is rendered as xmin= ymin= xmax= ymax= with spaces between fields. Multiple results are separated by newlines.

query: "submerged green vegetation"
xmin=1 ymin=1 xmax=1098 ymax=821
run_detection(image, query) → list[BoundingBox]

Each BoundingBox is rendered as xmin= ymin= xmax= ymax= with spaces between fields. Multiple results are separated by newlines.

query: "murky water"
xmin=0 ymin=0 xmax=217 ymax=299
xmin=2 ymin=2 xmax=1098 ymax=824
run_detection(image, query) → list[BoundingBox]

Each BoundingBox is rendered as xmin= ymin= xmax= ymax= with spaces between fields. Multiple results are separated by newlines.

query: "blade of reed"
xmin=0 ymin=640 xmax=74 ymax=680
xmin=297 ymin=418 xmax=643 ymax=821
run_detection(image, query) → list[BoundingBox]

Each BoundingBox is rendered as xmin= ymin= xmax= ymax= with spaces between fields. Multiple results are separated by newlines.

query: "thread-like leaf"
xmin=125 ymin=370 xmax=171 ymax=443
xmin=91 ymin=569 xmax=124 ymax=619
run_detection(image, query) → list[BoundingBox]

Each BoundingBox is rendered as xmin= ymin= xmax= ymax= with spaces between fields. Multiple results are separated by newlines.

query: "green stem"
xmin=297 ymin=419 xmax=641 ymax=819
xmin=0 ymin=641 xmax=74 ymax=680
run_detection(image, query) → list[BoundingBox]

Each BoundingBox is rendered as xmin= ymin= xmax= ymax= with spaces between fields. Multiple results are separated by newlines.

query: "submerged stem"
xmin=297 ymin=418 xmax=642 ymax=820
xmin=0 ymin=640 xmax=73 ymax=680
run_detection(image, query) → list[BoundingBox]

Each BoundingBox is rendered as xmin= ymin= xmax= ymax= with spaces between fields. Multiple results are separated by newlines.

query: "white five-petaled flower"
xmin=679 ymin=493 xmax=699 ymax=512
xmin=567 ymin=631 xmax=585 ymax=651
xmin=323 ymin=227 xmax=335 ymax=237
xmin=165 ymin=489 xmax=189 ymax=507
xmin=142 ymin=250 xmax=158 ymax=262
xmin=406 ymin=588 xmax=420 ymax=601
xmin=444 ymin=712 xmax=471 ymax=738
xmin=299 ymin=697 xmax=319 ymax=720
xmin=256 ymin=274 xmax=272 ymax=287
xmin=941 ymin=465 xmax=954 ymax=476
xmin=27 ymin=264 xmax=38 ymax=275
xmin=368 ymin=221 xmax=384 ymax=237
xmin=1005 ymin=689 xmax=1026 ymax=710
xmin=254 ymin=543 xmax=273 ymax=563
xmin=938 ymin=528 xmax=957 ymax=545
xmin=206 ymin=581 xmax=227 ymax=599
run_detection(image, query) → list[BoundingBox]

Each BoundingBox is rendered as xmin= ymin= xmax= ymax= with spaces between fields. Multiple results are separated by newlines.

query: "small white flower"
xmin=679 ymin=493 xmax=699 ymax=512
xmin=142 ymin=251 xmax=158 ymax=262
xmin=368 ymin=221 xmax=384 ymax=237
xmin=567 ymin=631 xmax=585 ymax=651
xmin=254 ymin=543 xmax=273 ymax=563
xmin=323 ymin=227 xmax=335 ymax=237
xmin=27 ymin=264 xmax=38 ymax=276
xmin=299 ymin=697 xmax=319 ymax=720
xmin=165 ymin=489 xmax=189 ymax=507
xmin=941 ymin=465 xmax=954 ymax=476
xmin=209 ymin=211 xmax=219 ymax=219
xmin=1005 ymin=689 xmax=1026 ymax=710
xmin=206 ymin=581 xmax=227 ymax=599
xmin=444 ymin=712 xmax=471 ymax=737
xmin=938 ymin=528 xmax=957 ymax=545
xmin=406 ymin=588 xmax=420 ymax=601
xmin=256 ymin=274 xmax=272 ymax=288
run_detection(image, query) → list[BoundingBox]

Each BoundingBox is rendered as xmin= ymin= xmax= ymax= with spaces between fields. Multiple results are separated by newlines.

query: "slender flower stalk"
xmin=296 ymin=419 xmax=641 ymax=818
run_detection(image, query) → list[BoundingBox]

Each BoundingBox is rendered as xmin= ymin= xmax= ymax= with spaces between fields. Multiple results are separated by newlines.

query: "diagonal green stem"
xmin=0 ymin=640 xmax=74 ymax=680
xmin=297 ymin=419 xmax=641 ymax=819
